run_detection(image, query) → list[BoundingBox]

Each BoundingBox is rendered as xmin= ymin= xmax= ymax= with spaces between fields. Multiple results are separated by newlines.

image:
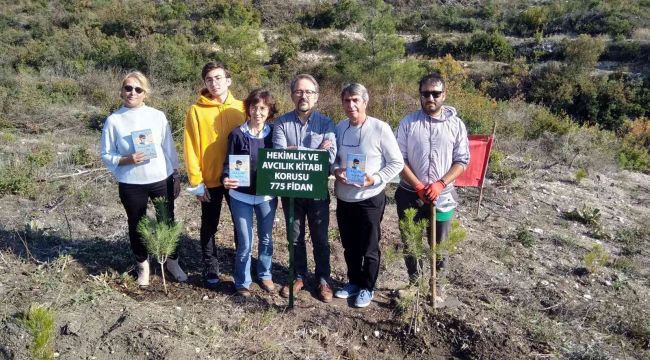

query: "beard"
xmin=297 ymin=101 xmax=311 ymax=113
xmin=422 ymin=101 xmax=443 ymax=116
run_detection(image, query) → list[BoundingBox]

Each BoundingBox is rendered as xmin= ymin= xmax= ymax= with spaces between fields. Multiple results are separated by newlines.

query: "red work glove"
xmin=414 ymin=182 xmax=428 ymax=203
xmin=425 ymin=180 xmax=446 ymax=202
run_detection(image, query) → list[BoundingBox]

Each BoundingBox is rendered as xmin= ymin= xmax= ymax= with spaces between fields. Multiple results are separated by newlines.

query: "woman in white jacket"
xmin=100 ymin=71 xmax=186 ymax=287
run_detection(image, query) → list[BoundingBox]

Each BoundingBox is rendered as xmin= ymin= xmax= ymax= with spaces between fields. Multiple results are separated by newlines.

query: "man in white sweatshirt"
xmin=332 ymin=83 xmax=404 ymax=308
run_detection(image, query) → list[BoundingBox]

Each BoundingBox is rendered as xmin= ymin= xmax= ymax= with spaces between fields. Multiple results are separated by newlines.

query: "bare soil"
xmin=1 ymin=147 xmax=649 ymax=359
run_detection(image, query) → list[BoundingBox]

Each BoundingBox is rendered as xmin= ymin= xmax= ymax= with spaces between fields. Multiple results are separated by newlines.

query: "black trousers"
xmin=118 ymin=176 xmax=175 ymax=263
xmin=200 ymin=186 xmax=236 ymax=277
xmin=281 ymin=197 xmax=331 ymax=282
xmin=394 ymin=187 xmax=451 ymax=281
xmin=336 ymin=192 xmax=386 ymax=290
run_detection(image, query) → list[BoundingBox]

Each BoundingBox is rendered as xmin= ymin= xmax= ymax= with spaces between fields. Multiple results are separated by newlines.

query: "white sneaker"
xmin=137 ymin=259 xmax=150 ymax=287
xmin=165 ymin=258 xmax=188 ymax=282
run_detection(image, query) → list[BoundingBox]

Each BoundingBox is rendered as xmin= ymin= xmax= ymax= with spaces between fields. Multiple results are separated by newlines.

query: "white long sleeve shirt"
xmin=333 ymin=116 xmax=404 ymax=202
xmin=100 ymin=105 xmax=179 ymax=184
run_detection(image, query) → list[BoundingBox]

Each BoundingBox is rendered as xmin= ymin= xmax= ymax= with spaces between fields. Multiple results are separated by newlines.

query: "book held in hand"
xmin=346 ymin=153 xmax=366 ymax=186
xmin=131 ymin=129 xmax=157 ymax=160
xmin=229 ymin=155 xmax=250 ymax=187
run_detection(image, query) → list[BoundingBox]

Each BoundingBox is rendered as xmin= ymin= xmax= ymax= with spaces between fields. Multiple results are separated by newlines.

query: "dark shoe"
xmin=203 ymin=272 xmax=220 ymax=289
xmin=318 ymin=283 xmax=333 ymax=303
xmin=237 ymin=288 xmax=251 ymax=297
xmin=259 ymin=279 xmax=275 ymax=292
xmin=280 ymin=279 xmax=304 ymax=298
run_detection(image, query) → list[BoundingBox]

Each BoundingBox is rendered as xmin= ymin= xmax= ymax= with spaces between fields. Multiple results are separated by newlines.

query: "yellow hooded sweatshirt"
xmin=184 ymin=89 xmax=245 ymax=188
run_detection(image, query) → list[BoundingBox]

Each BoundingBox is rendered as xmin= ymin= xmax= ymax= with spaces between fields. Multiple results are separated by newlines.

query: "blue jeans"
xmin=230 ymin=197 xmax=277 ymax=289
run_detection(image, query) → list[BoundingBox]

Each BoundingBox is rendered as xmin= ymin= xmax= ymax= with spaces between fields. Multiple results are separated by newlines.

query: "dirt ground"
xmin=1 ymin=155 xmax=649 ymax=359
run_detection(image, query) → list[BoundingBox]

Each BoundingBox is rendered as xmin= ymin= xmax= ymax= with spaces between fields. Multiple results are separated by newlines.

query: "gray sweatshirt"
xmin=395 ymin=106 xmax=470 ymax=212
xmin=333 ymin=116 xmax=404 ymax=202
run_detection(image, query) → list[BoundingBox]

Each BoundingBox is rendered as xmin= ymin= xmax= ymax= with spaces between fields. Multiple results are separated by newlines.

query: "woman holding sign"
xmin=222 ymin=89 xmax=278 ymax=297
xmin=100 ymin=71 xmax=186 ymax=287
xmin=332 ymin=83 xmax=404 ymax=308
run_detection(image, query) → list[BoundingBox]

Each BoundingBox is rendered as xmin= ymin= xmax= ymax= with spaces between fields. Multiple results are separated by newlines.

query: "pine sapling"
xmin=23 ymin=304 xmax=55 ymax=360
xmin=399 ymin=208 xmax=429 ymax=334
xmin=437 ymin=219 xmax=467 ymax=256
xmin=137 ymin=197 xmax=182 ymax=294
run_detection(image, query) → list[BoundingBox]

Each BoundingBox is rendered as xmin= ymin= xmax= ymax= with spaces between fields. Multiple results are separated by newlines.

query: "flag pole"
xmin=476 ymin=121 xmax=497 ymax=216
xmin=288 ymin=197 xmax=295 ymax=308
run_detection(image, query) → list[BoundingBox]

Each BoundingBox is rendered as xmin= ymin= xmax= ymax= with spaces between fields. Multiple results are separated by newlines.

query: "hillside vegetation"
xmin=0 ymin=1 xmax=649 ymax=359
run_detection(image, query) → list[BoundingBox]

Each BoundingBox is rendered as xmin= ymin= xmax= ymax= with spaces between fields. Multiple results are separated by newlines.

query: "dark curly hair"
xmin=244 ymin=88 xmax=278 ymax=122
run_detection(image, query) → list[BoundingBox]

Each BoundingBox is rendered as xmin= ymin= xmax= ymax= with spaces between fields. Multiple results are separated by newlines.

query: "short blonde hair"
xmin=120 ymin=71 xmax=152 ymax=96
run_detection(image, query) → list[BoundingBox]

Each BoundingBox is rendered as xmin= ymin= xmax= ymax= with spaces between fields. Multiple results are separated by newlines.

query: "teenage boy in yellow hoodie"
xmin=184 ymin=62 xmax=245 ymax=287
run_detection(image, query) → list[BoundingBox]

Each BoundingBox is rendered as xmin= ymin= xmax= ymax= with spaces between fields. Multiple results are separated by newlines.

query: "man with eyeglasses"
xmin=273 ymin=74 xmax=337 ymax=302
xmin=394 ymin=72 xmax=470 ymax=289
xmin=184 ymin=62 xmax=245 ymax=288
xmin=332 ymin=83 xmax=404 ymax=308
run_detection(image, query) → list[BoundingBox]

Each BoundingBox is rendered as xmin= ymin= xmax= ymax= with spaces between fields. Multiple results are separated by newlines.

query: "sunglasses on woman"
xmin=123 ymin=85 xmax=144 ymax=94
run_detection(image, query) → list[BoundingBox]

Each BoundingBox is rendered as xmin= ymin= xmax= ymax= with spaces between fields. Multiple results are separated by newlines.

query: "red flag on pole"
xmin=455 ymin=121 xmax=496 ymax=216
xmin=455 ymin=134 xmax=494 ymax=187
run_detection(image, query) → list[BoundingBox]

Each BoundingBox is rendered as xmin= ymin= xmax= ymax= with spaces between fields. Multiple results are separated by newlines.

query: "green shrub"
xmin=573 ymin=9 xmax=634 ymax=38
xmin=584 ymin=244 xmax=609 ymax=273
xmin=142 ymin=35 xmax=196 ymax=83
xmin=527 ymin=62 xmax=575 ymax=115
xmin=22 ymin=304 xmax=56 ymax=360
xmin=515 ymin=6 xmax=550 ymax=36
xmin=98 ymin=1 xmax=156 ymax=37
xmin=539 ymin=125 xmax=618 ymax=172
xmin=515 ymin=226 xmax=535 ymax=248
xmin=150 ymin=95 xmax=194 ymax=138
xmin=269 ymin=32 xmax=300 ymax=66
xmin=204 ymin=0 xmax=261 ymax=27
xmin=333 ymin=0 xmax=404 ymax=81
xmin=16 ymin=40 xmax=56 ymax=70
xmin=551 ymin=234 xmax=577 ymax=248
xmin=618 ymin=141 xmax=650 ymax=172
xmin=467 ymin=31 xmax=514 ymax=62
xmin=563 ymin=34 xmax=606 ymax=71
xmin=70 ymin=146 xmax=92 ymax=166
xmin=574 ymin=168 xmax=588 ymax=184
xmin=625 ymin=117 xmax=650 ymax=150
xmin=28 ymin=148 xmax=55 ymax=167
xmin=0 ymin=164 xmax=36 ymax=197
xmin=563 ymin=205 xmax=601 ymax=227
xmin=488 ymin=149 xmax=519 ymax=182
xmin=40 ymin=78 xmax=80 ymax=104
xmin=0 ymin=115 xmax=13 ymax=130
xmin=211 ymin=24 xmax=269 ymax=86
xmin=90 ymin=31 xmax=145 ymax=71
xmin=418 ymin=6 xmax=479 ymax=33
xmin=526 ymin=107 xmax=573 ymax=139
xmin=614 ymin=227 xmax=647 ymax=257
xmin=300 ymin=31 xmax=323 ymax=51
xmin=604 ymin=41 xmax=641 ymax=62
xmin=449 ymin=91 xmax=498 ymax=135
xmin=301 ymin=0 xmax=363 ymax=30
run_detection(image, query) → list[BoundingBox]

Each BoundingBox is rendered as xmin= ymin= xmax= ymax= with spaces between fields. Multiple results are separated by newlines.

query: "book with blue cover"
xmin=131 ymin=129 xmax=157 ymax=160
xmin=229 ymin=155 xmax=250 ymax=187
xmin=346 ymin=153 xmax=366 ymax=185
